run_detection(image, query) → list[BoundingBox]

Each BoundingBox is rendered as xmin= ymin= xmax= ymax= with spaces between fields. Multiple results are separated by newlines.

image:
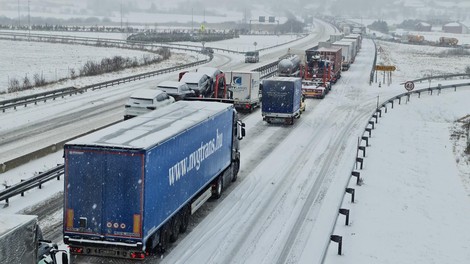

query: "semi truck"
xmin=277 ymin=54 xmax=302 ymax=77
xmin=261 ymin=77 xmax=302 ymax=125
xmin=0 ymin=214 xmax=68 ymax=264
xmin=63 ymin=101 xmax=245 ymax=261
xmin=332 ymin=41 xmax=354 ymax=71
xmin=225 ymin=71 xmax=260 ymax=112
xmin=315 ymin=47 xmax=342 ymax=83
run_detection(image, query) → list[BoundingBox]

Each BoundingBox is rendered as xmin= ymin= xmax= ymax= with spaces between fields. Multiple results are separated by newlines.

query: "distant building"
xmin=415 ymin=22 xmax=432 ymax=32
xmin=442 ymin=22 xmax=468 ymax=34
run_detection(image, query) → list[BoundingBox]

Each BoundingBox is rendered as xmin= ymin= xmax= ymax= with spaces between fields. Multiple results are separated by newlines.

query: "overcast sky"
xmin=0 ymin=0 xmax=469 ymax=25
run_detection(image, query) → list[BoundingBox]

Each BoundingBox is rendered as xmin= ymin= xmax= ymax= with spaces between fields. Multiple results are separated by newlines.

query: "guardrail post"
xmin=454 ymin=85 xmax=457 ymax=92
xmin=417 ymin=91 xmax=421 ymax=98
xmin=358 ymin=146 xmax=366 ymax=157
xmin=339 ymin=208 xmax=350 ymax=226
xmin=355 ymin=157 xmax=364 ymax=170
xmin=330 ymin=235 xmax=343 ymax=255
xmin=398 ymin=97 xmax=401 ymax=105
xmin=376 ymin=108 xmax=382 ymax=117
xmin=345 ymin=188 xmax=355 ymax=203
xmin=38 ymin=181 xmax=42 ymax=189
xmin=372 ymin=114 xmax=378 ymax=123
xmin=368 ymin=120 xmax=375 ymax=129
xmin=389 ymin=100 xmax=394 ymax=109
xmin=361 ymin=136 xmax=369 ymax=146
xmin=365 ymin=127 xmax=372 ymax=137
xmin=406 ymin=94 xmax=410 ymax=103
xmin=351 ymin=171 xmax=361 ymax=185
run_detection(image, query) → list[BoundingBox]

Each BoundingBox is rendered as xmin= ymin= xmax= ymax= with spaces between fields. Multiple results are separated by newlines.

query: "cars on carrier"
xmin=301 ymin=80 xmax=326 ymax=99
xmin=179 ymin=72 xmax=211 ymax=97
xmin=124 ymin=88 xmax=175 ymax=120
xmin=156 ymin=81 xmax=196 ymax=101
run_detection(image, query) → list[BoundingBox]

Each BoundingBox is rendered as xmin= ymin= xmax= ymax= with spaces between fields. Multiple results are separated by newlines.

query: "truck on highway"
xmin=225 ymin=71 xmax=260 ymax=112
xmin=0 ymin=214 xmax=68 ymax=264
xmin=63 ymin=101 xmax=245 ymax=261
xmin=261 ymin=77 xmax=302 ymax=125
xmin=332 ymin=40 xmax=354 ymax=71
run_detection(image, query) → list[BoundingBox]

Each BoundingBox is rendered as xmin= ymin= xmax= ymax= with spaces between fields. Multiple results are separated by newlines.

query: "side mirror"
xmin=237 ymin=121 xmax=246 ymax=140
xmin=62 ymin=252 xmax=69 ymax=264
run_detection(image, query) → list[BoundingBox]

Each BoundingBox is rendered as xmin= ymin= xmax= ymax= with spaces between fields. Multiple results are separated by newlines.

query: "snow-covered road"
xmin=2 ymin=18 xmax=469 ymax=264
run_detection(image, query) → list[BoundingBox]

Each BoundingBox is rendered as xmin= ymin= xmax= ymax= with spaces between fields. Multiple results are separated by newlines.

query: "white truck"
xmin=337 ymin=38 xmax=357 ymax=63
xmin=225 ymin=71 xmax=260 ymax=112
xmin=0 ymin=214 xmax=68 ymax=264
xmin=332 ymin=40 xmax=354 ymax=71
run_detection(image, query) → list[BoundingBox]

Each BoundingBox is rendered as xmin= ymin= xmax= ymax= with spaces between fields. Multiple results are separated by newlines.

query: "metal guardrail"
xmin=322 ymin=81 xmax=470 ymax=262
xmin=402 ymin=73 xmax=470 ymax=84
xmin=0 ymin=164 xmax=64 ymax=206
xmin=0 ymin=56 xmax=211 ymax=112
xmin=0 ymin=31 xmax=310 ymax=110
xmin=0 ymin=32 xmax=309 ymax=56
xmin=370 ymin=38 xmax=377 ymax=84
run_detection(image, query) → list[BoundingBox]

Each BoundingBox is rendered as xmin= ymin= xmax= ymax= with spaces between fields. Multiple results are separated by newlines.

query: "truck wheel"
xmin=179 ymin=206 xmax=190 ymax=233
xmin=213 ymin=177 xmax=223 ymax=199
xmin=169 ymin=216 xmax=180 ymax=242
xmin=159 ymin=225 xmax=171 ymax=253
xmin=232 ymin=160 xmax=240 ymax=182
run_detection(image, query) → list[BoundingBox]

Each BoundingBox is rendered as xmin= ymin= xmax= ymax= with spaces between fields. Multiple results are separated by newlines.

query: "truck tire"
xmin=159 ymin=224 xmax=171 ymax=253
xmin=179 ymin=206 xmax=190 ymax=233
xmin=213 ymin=176 xmax=223 ymax=199
xmin=232 ymin=160 xmax=240 ymax=182
xmin=169 ymin=216 xmax=180 ymax=242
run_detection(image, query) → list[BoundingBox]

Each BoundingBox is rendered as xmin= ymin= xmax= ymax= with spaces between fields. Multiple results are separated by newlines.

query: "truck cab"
xmin=245 ymin=51 xmax=259 ymax=63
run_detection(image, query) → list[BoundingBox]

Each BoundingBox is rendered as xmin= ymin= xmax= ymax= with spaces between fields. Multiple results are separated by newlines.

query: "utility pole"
xmin=120 ymin=0 xmax=123 ymax=32
xmin=18 ymin=0 xmax=20 ymax=28
xmin=28 ymin=0 xmax=30 ymax=37
xmin=191 ymin=8 xmax=194 ymax=33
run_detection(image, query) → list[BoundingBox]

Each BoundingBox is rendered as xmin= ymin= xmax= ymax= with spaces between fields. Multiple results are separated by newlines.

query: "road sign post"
xmin=404 ymin=81 xmax=415 ymax=91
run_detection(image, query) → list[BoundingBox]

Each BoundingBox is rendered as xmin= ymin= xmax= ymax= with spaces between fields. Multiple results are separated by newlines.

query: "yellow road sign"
xmin=375 ymin=65 xmax=396 ymax=71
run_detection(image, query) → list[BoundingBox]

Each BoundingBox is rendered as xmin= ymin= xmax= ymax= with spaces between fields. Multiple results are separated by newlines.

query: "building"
xmin=415 ymin=22 xmax=432 ymax=32
xmin=442 ymin=22 xmax=468 ymax=34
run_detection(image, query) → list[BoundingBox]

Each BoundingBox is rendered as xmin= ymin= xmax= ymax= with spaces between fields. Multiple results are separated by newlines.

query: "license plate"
xmin=99 ymin=249 xmax=117 ymax=256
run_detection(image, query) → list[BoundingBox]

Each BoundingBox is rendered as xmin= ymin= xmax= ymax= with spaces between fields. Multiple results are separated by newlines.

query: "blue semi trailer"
xmin=261 ymin=77 xmax=303 ymax=125
xmin=63 ymin=101 xmax=245 ymax=260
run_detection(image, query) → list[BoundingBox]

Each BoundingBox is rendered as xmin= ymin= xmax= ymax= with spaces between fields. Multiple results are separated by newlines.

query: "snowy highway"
xmin=2 ymin=18 xmax=469 ymax=264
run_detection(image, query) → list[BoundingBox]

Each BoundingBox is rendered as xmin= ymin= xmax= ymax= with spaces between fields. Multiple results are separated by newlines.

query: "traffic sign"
xmin=404 ymin=81 xmax=415 ymax=91
xmin=375 ymin=65 xmax=396 ymax=71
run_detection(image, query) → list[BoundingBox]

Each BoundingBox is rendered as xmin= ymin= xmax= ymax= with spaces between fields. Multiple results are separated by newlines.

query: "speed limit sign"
xmin=404 ymin=81 xmax=415 ymax=91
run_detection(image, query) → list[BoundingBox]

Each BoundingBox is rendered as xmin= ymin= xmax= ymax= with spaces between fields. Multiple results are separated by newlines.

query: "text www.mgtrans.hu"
xmin=169 ymin=130 xmax=223 ymax=186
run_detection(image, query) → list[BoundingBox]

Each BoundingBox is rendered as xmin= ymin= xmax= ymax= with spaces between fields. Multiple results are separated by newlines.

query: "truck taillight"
xmin=131 ymin=252 xmax=145 ymax=259
xmin=69 ymin=246 xmax=84 ymax=254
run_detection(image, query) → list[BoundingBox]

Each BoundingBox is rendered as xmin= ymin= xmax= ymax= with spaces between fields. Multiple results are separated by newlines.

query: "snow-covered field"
xmin=0 ymin=39 xmax=168 ymax=93
xmin=0 ymin=32 xmax=303 ymax=96
xmin=376 ymin=40 xmax=470 ymax=80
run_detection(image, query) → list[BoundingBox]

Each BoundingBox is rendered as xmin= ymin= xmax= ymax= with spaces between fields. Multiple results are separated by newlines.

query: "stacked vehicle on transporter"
xmin=63 ymin=101 xmax=245 ymax=261
xmin=300 ymin=31 xmax=362 ymax=98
